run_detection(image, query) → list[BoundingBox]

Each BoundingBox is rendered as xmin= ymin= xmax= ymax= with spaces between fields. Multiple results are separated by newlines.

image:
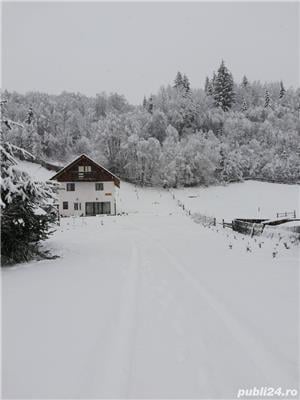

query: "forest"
xmin=2 ymin=61 xmax=300 ymax=187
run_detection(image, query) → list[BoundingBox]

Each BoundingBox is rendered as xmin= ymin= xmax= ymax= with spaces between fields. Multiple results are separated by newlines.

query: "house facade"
xmin=50 ymin=154 xmax=120 ymax=217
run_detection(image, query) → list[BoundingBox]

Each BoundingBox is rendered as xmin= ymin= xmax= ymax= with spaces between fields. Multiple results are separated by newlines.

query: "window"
xmin=85 ymin=202 xmax=111 ymax=216
xmin=66 ymin=183 xmax=75 ymax=191
xmin=78 ymin=165 xmax=91 ymax=179
xmin=74 ymin=202 xmax=81 ymax=211
xmin=78 ymin=165 xmax=91 ymax=172
xmin=63 ymin=201 xmax=68 ymax=210
xmin=95 ymin=183 xmax=104 ymax=191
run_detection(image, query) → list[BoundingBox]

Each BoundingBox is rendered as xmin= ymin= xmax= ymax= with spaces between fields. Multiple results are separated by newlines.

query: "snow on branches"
xmin=0 ymin=142 xmax=55 ymax=208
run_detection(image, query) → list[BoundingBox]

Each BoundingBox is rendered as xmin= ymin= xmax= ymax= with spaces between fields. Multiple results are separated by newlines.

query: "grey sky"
xmin=2 ymin=1 xmax=299 ymax=104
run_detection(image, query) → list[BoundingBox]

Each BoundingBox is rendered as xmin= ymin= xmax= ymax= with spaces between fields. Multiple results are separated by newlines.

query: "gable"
xmin=50 ymin=154 xmax=120 ymax=187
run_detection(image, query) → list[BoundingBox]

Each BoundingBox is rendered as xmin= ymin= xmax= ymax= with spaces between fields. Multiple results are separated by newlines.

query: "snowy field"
xmin=174 ymin=181 xmax=300 ymax=221
xmin=2 ymin=162 xmax=299 ymax=399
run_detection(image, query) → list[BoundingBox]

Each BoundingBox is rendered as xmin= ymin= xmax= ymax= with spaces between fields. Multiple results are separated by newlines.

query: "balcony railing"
xmin=68 ymin=171 xmax=102 ymax=181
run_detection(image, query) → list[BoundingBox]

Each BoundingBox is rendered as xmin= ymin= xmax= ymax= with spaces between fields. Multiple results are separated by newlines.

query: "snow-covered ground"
xmin=2 ymin=166 xmax=299 ymax=398
xmin=174 ymin=180 xmax=300 ymax=221
xmin=17 ymin=159 xmax=55 ymax=181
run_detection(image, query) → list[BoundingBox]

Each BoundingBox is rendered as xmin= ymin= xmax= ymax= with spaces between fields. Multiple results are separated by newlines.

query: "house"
xmin=50 ymin=154 xmax=120 ymax=217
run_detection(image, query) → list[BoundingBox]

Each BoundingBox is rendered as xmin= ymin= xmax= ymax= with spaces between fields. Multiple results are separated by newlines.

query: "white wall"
xmin=56 ymin=181 xmax=117 ymax=217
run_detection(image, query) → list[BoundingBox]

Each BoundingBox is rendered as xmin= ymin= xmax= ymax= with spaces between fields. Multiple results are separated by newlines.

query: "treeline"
xmin=2 ymin=61 xmax=300 ymax=186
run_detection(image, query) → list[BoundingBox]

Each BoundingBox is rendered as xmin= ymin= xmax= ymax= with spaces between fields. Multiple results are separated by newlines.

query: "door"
xmin=85 ymin=202 xmax=95 ymax=216
xmin=85 ymin=202 xmax=111 ymax=216
xmin=102 ymin=202 xmax=111 ymax=214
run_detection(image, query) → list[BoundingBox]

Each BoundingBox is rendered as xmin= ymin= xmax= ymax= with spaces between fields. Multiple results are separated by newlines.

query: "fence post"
xmin=222 ymin=219 xmax=225 ymax=228
xmin=294 ymin=210 xmax=296 ymax=219
xmin=214 ymin=217 xmax=216 ymax=226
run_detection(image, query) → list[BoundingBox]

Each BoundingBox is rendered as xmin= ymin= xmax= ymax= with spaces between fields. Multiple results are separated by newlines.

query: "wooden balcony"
xmin=67 ymin=171 xmax=103 ymax=181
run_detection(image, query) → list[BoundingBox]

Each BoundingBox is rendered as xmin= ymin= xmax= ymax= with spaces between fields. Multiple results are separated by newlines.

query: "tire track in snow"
xmin=130 ymin=221 xmax=294 ymax=388
xmin=134 ymin=243 xmax=220 ymax=397
xmin=100 ymin=237 xmax=140 ymax=397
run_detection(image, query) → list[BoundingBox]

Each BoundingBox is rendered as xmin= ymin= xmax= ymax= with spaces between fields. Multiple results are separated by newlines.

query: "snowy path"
xmin=2 ymin=184 xmax=299 ymax=398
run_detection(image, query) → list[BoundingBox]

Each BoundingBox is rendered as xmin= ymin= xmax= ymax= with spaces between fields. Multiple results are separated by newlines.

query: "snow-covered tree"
xmin=146 ymin=110 xmax=168 ymax=143
xmin=2 ymin=77 xmax=300 ymax=187
xmin=147 ymin=96 xmax=154 ymax=114
xmin=242 ymin=75 xmax=249 ymax=88
xmin=136 ymin=137 xmax=161 ymax=186
xmin=241 ymin=98 xmax=248 ymax=112
xmin=142 ymin=96 xmax=147 ymax=109
xmin=96 ymin=113 xmax=125 ymax=173
xmin=174 ymin=72 xmax=183 ymax=89
xmin=1 ymin=104 xmax=57 ymax=264
xmin=179 ymin=131 xmax=220 ymax=186
xmin=204 ymin=77 xmax=210 ymax=94
xmin=213 ymin=60 xmax=235 ymax=111
xmin=160 ymin=125 xmax=180 ymax=187
xmin=174 ymin=72 xmax=190 ymax=94
xmin=25 ymin=106 xmax=34 ymax=125
xmin=182 ymin=74 xmax=191 ymax=93
xmin=279 ymin=81 xmax=286 ymax=99
xmin=264 ymin=90 xmax=270 ymax=108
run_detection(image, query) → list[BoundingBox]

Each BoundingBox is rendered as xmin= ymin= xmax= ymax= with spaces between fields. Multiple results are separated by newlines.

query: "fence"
xmin=222 ymin=219 xmax=232 ymax=229
xmin=171 ymin=191 xmax=298 ymax=237
xmin=276 ymin=210 xmax=296 ymax=219
xmin=170 ymin=191 xmax=216 ymax=227
xmin=232 ymin=219 xmax=265 ymax=236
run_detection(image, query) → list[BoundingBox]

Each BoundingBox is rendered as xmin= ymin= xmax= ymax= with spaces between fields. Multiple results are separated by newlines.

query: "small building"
xmin=50 ymin=154 xmax=120 ymax=217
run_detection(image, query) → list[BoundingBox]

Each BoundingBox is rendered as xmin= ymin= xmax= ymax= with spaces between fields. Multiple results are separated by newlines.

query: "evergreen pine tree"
xmin=212 ymin=71 xmax=217 ymax=87
xmin=264 ymin=90 xmax=270 ymax=108
xmin=241 ymin=98 xmax=248 ymax=112
xmin=142 ymin=96 xmax=147 ymax=109
xmin=279 ymin=81 xmax=286 ymax=99
xmin=204 ymin=76 xmax=210 ymax=93
xmin=242 ymin=75 xmax=249 ymax=88
xmin=25 ymin=106 xmax=34 ymax=124
xmin=207 ymin=72 xmax=216 ymax=96
xmin=213 ymin=61 xmax=235 ymax=111
xmin=207 ymin=82 xmax=214 ymax=96
xmin=204 ymin=76 xmax=214 ymax=96
xmin=182 ymin=74 xmax=191 ymax=93
xmin=1 ymin=102 xmax=57 ymax=265
xmin=147 ymin=96 xmax=154 ymax=114
xmin=174 ymin=72 xmax=183 ymax=89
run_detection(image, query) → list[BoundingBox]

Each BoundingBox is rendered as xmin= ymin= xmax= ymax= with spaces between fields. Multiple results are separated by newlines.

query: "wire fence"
xmin=170 ymin=191 xmax=217 ymax=227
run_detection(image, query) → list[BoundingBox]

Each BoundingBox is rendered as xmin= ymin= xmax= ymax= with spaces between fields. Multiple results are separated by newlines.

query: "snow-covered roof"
xmin=262 ymin=218 xmax=300 ymax=226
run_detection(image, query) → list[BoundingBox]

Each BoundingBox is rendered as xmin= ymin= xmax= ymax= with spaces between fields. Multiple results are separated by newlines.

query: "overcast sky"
xmin=2 ymin=1 xmax=299 ymax=104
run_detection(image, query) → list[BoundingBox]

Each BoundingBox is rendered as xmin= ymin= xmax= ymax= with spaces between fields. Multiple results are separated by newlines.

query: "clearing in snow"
xmin=2 ymin=174 xmax=299 ymax=398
